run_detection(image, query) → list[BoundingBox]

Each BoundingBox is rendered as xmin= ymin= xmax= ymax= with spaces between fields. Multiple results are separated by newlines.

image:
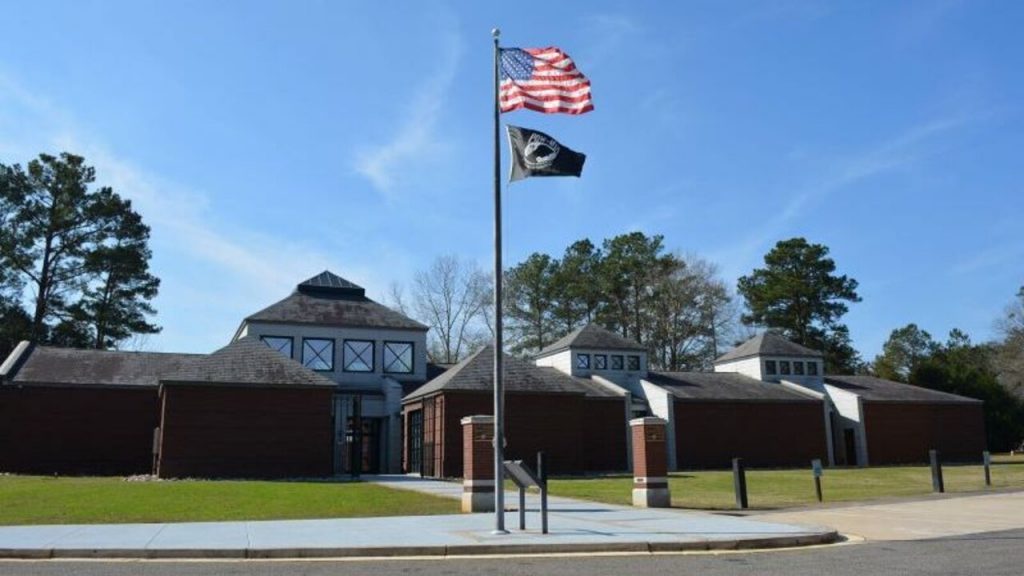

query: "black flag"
xmin=506 ymin=125 xmax=586 ymax=182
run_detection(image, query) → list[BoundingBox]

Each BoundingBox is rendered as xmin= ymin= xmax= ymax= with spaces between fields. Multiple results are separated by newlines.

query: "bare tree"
xmin=994 ymin=286 xmax=1024 ymax=397
xmin=409 ymin=255 xmax=491 ymax=364
xmin=648 ymin=254 xmax=736 ymax=371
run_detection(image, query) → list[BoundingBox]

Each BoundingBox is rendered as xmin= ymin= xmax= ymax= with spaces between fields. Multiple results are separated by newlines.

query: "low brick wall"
xmin=0 ymin=385 xmax=159 ymax=476
xmin=404 ymin=391 xmax=628 ymax=478
xmin=157 ymin=384 xmax=333 ymax=478
xmin=674 ymin=400 xmax=828 ymax=469
xmin=863 ymin=402 xmax=986 ymax=464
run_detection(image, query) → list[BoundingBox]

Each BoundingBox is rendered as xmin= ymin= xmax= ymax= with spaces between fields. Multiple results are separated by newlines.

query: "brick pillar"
xmin=631 ymin=417 xmax=670 ymax=507
xmin=461 ymin=415 xmax=495 ymax=513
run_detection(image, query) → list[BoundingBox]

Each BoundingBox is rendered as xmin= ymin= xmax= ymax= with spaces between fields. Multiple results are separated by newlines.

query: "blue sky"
xmin=1 ymin=1 xmax=1021 ymax=360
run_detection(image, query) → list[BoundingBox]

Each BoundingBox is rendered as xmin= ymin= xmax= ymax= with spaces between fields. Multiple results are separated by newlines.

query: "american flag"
xmin=499 ymin=47 xmax=593 ymax=115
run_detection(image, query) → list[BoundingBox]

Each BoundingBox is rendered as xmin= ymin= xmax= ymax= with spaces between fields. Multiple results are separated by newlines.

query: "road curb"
xmin=0 ymin=530 xmax=840 ymax=560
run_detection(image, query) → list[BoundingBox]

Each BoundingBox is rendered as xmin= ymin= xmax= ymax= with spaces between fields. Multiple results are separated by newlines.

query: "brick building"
xmin=0 ymin=272 xmax=987 ymax=479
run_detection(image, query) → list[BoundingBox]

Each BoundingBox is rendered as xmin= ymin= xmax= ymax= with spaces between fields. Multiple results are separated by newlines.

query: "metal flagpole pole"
xmin=491 ymin=27 xmax=507 ymax=535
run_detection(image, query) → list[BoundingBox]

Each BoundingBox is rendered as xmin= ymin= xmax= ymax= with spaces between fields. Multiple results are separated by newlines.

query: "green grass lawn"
xmin=549 ymin=459 xmax=1024 ymax=510
xmin=0 ymin=476 xmax=458 ymax=525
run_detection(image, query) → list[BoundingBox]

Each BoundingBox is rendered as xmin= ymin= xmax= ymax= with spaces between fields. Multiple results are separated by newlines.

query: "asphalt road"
xmin=1 ymin=529 xmax=1022 ymax=576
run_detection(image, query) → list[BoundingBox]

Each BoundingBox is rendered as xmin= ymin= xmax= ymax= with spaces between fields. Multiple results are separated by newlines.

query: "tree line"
xmin=0 ymin=153 xmax=160 ymax=359
xmin=396 ymin=236 xmax=1021 ymax=448
xmin=871 ymin=290 xmax=1024 ymax=451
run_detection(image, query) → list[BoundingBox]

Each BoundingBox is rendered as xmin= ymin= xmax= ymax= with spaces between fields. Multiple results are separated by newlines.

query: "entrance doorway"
xmin=407 ymin=410 xmax=423 ymax=474
xmin=345 ymin=417 xmax=381 ymax=474
xmin=844 ymin=429 xmax=858 ymax=466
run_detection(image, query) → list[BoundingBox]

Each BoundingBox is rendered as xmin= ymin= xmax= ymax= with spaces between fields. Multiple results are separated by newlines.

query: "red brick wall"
xmin=462 ymin=418 xmax=494 ymax=480
xmin=0 ymin=386 xmax=158 ymax=475
xmin=674 ymin=401 xmax=828 ymax=469
xmin=406 ymin=391 xmax=628 ymax=478
xmin=584 ymin=398 xmax=627 ymax=472
xmin=631 ymin=421 xmax=668 ymax=479
xmin=158 ymin=385 xmax=333 ymax=478
xmin=863 ymin=402 xmax=986 ymax=464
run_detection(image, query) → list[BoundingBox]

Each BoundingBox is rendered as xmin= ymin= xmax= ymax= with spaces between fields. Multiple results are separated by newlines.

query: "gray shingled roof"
xmin=715 ymin=332 xmax=824 ymax=363
xmin=1 ymin=343 xmax=204 ymax=388
xmin=535 ymin=324 xmax=645 ymax=358
xmin=825 ymin=375 xmax=981 ymax=404
xmin=245 ymin=271 xmax=427 ymax=331
xmin=162 ymin=337 xmax=336 ymax=388
xmin=647 ymin=371 xmax=820 ymax=402
xmin=405 ymin=345 xmax=621 ymax=401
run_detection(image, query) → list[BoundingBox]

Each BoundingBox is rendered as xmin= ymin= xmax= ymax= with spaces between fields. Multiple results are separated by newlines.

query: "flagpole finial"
xmin=492 ymin=28 xmax=500 ymax=39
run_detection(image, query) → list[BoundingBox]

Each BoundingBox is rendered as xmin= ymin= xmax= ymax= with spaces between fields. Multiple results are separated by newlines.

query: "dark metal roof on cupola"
xmin=297 ymin=270 xmax=365 ymax=298
xmin=535 ymin=324 xmax=645 ymax=358
xmin=715 ymin=332 xmax=824 ymax=364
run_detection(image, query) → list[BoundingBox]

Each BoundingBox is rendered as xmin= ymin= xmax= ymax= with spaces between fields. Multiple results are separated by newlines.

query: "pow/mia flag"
xmin=506 ymin=125 xmax=586 ymax=182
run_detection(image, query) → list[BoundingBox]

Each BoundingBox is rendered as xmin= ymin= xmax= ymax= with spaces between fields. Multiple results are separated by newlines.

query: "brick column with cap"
xmin=631 ymin=417 xmax=670 ymax=507
xmin=461 ymin=415 xmax=495 ymax=513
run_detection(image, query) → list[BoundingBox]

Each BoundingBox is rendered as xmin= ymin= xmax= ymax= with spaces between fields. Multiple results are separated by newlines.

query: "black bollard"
xmin=538 ymin=451 xmax=548 ymax=534
xmin=929 ymin=449 xmax=944 ymax=493
xmin=983 ymin=451 xmax=992 ymax=487
xmin=733 ymin=458 xmax=748 ymax=509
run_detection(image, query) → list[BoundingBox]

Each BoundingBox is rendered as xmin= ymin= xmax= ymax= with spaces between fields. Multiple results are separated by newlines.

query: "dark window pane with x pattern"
xmin=384 ymin=342 xmax=412 ymax=373
xmin=345 ymin=340 xmax=373 ymax=372
xmin=303 ymin=339 xmax=333 ymax=371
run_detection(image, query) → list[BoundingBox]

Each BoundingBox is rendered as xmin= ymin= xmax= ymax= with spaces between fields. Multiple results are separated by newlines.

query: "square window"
xmin=765 ymin=360 xmax=777 ymax=375
xmin=302 ymin=338 xmax=334 ymax=371
xmin=576 ymin=353 xmax=591 ymax=369
xmin=611 ymin=355 xmax=624 ymax=370
xmin=779 ymin=360 xmax=791 ymax=375
xmin=627 ymin=355 xmax=640 ymax=371
xmin=261 ymin=336 xmax=293 ymax=359
xmin=594 ymin=354 xmax=607 ymax=370
xmin=794 ymin=361 xmax=805 ymax=375
xmin=344 ymin=340 xmax=375 ymax=372
xmin=807 ymin=362 xmax=819 ymax=376
xmin=383 ymin=341 xmax=414 ymax=374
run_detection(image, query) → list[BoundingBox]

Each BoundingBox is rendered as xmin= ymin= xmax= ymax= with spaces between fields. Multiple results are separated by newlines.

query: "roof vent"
xmin=296 ymin=270 xmax=366 ymax=299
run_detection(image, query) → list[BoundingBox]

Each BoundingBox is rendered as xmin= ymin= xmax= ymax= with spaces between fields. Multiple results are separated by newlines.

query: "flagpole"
xmin=491 ymin=26 xmax=507 ymax=535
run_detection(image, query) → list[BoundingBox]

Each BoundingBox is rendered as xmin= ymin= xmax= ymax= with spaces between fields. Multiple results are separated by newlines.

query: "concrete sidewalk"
xmin=758 ymin=490 xmax=1024 ymax=541
xmin=0 ymin=476 xmax=836 ymax=559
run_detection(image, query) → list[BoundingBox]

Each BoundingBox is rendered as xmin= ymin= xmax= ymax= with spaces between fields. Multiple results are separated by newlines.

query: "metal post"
xmin=518 ymin=486 xmax=526 ymax=530
xmin=491 ymin=27 xmax=507 ymax=534
xmin=351 ymin=395 xmax=362 ymax=480
xmin=929 ymin=449 xmax=944 ymax=493
xmin=538 ymin=451 xmax=548 ymax=534
xmin=732 ymin=458 xmax=748 ymax=509
xmin=812 ymin=459 xmax=823 ymax=503
xmin=983 ymin=450 xmax=992 ymax=487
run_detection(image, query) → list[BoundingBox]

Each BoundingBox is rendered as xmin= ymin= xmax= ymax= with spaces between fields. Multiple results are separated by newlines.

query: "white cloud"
xmin=708 ymin=114 xmax=978 ymax=281
xmin=353 ymin=25 xmax=462 ymax=197
xmin=0 ymin=71 xmax=398 ymax=352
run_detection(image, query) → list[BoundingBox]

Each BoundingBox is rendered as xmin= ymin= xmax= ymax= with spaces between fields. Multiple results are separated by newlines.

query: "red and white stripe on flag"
xmin=499 ymin=47 xmax=594 ymax=115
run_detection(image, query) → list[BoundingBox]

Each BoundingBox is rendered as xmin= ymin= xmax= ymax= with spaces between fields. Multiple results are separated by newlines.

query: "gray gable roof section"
xmin=405 ymin=345 xmax=621 ymax=401
xmin=2 ymin=343 xmax=204 ymax=389
xmin=825 ymin=375 xmax=982 ymax=404
xmin=715 ymin=332 xmax=824 ymax=364
xmin=162 ymin=337 xmax=335 ymax=389
xmin=647 ymin=371 xmax=820 ymax=402
xmin=535 ymin=324 xmax=645 ymax=358
xmin=245 ymin=270 xmax=427 ymax=331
